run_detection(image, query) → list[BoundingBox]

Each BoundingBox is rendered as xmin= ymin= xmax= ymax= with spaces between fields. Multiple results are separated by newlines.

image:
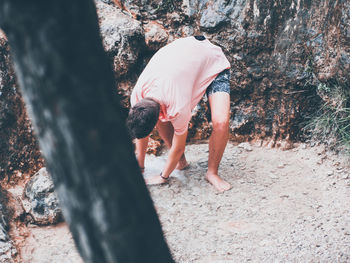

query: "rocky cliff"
xmin=0 ymin=0 xmax=349 ymax=178
xmin=97 ymin=0 xmax=350 ymax=146
xmin=0 ymin=32 xmax=43 ymax=181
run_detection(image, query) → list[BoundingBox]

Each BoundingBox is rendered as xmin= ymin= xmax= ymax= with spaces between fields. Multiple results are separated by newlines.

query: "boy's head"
xmin=126 ymin=98 xmax=160 ymax=139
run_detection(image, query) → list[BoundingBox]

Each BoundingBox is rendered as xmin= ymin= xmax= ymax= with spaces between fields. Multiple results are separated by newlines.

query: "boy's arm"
xmin=161 ymin=130 xmax=188 ymax=178
xmin=135 ymin=136 xmax=149 ymax=173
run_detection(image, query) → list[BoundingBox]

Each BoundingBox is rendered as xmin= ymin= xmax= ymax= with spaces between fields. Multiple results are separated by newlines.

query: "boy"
xmin=127 ymin=36 xmax=231 ymax=192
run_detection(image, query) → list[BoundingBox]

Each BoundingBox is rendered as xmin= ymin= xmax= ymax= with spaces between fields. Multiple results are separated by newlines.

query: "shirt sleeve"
xmin=130 ymin=90 xmax=138 ymax=107
xmin=171 ymin=108 xmax=191 ymax=135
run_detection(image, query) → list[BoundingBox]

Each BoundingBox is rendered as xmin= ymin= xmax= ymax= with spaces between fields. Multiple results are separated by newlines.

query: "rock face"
xmin=95 ymin=0 xmax=350 ymax=145
xmin=0 ymin=188 xmax=16 ymax=263
xmin=22 ymin=168 xmax=62 ymax=225
xmin=0 ymin=32 xmax=43 ymax=181
xmin=96 ymin=0 xmax=144 ymax=80
xmin=0 ymin=0 xmax=349 ymax=171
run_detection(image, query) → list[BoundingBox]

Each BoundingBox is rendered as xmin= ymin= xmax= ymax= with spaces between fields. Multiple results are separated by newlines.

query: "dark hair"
xmin=126 ymin=98 xmax=160 ymax=139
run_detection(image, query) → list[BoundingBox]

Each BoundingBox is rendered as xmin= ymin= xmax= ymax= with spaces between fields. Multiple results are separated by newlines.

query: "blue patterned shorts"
xmin=206 ymin=69 xmax=231 ymax=97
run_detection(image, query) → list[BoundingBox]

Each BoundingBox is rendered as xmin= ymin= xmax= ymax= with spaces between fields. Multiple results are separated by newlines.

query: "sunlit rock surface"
xmin=23 ymin=168 xmax=62 ymax=225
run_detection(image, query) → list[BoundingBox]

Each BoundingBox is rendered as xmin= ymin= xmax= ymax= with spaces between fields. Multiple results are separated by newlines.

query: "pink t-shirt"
xmin=131 ymin=36 xmax=230 ymax=135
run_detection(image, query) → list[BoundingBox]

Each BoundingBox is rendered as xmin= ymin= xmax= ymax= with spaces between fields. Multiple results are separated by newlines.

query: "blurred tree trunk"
xmin=0 ymin=1 xmax=174 ymax=262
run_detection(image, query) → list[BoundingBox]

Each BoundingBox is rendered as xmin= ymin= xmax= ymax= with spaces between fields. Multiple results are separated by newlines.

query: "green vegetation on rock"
xmin=305 ymin=81 xmax=350 ymax=152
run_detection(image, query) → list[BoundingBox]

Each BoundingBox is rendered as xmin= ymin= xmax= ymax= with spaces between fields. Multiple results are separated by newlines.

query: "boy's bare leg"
xmin=206 ymin=92 xmax=231 ymax=192
xmin=156 ymin=120 xmax=189 ymax=170
xmin=135 ymin=136 xmax=149 ymax=173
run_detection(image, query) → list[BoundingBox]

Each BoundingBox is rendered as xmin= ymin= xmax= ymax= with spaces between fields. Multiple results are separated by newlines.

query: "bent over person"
xmin=127 ymin=36 xmax=231 ymax=192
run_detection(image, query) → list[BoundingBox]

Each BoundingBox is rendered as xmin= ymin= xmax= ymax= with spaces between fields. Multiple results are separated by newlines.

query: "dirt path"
xmin=19 ymin=143 xmax=350 ymax=262
xmin=146 ymin=142 xmax=350 ymax=262
xmin=19 ymin=223 xmax=82 ymax=263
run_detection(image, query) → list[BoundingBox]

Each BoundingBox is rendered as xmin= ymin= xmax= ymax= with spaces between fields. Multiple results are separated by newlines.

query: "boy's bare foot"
xmin=205 ymin=172 xmax=231 ymax=192
xmin=145 ymin=174 xmax=168 ymax=185
xmin=176 ymin=157 xmax=190 ymax=170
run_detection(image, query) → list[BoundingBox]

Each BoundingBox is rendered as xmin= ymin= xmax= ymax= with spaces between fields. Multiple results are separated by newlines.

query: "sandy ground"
xmin=19 ymin=223 xmax=82 ymax=263
xmin=18 ymin=142 xmax=350 ymax=262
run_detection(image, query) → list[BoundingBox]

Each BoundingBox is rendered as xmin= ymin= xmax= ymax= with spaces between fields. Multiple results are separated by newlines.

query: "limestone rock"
xmin=188 ymin=99 xmax=211 ymax=140
xmin=181 ymin=0 xmax=197 ymax=18
xmin=96 ymin=0 xmax=144 ymax=78
xmin=147 ymin=137 xmax=163 ymax=155
xmin=23 ymin=168 xmax=62 ymax=225
xmin=0 ymin=193 xmax=16 ymax=263
xmin=6 ymin=187 xmax=25 ymax=220
xmin=144 ymin=21 xmax=168 ymax=51
xmin=200 ymin=0 xmax=232 ymax=30
xmin=147 ymin=129 xmax=164 ymax=156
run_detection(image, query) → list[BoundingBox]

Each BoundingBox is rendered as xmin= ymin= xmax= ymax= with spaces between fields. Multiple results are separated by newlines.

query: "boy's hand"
xmin=144 ymin=174 xmax=167 ymax=185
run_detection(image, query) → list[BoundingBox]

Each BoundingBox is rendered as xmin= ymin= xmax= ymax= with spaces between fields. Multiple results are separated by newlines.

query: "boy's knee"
xmin=212 ymin=119 xmax=229 ymax=132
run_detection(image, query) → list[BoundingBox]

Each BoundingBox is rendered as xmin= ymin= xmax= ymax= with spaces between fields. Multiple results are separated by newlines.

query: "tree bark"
xmin=0 ymin=1 xmax=174 ymax=262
